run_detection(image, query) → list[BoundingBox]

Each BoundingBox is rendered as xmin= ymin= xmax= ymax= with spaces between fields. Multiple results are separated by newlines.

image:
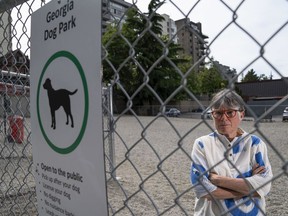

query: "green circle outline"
xmin=37 ymin=51 xmax=89 ymax=154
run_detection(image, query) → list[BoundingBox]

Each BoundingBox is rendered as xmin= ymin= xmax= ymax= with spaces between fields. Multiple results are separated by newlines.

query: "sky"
xmin=127 ymin=0 xmax=288 ymax=79
xmin=10 ymin=0 xmax=288 ymax=79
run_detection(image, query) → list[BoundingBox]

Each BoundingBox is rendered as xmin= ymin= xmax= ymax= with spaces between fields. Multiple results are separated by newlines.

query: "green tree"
xmin=198 ymin=61 xmax=227 ymax=96
xmin=102 ymin=0 xmax=189 ymax=105
xmin=102 ymin=24 xmax=131 ymax=84
xmin=242 ymin=69 xmax=259 ymax=82
xmin=177 ymin=55 xmax=201 ymax=98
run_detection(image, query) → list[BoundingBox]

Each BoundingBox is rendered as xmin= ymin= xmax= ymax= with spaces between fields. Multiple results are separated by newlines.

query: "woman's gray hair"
xmin=210 ymin=89 xmax=245 ymax=111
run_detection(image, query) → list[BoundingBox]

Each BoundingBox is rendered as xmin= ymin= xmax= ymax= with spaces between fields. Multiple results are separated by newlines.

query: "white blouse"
xmin=190 ymin=129 xmax=273 ymax=216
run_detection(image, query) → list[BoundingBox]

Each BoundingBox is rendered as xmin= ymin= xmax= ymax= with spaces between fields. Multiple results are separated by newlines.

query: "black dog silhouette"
xmin=43 ymin=78 xmax=77 ymax=130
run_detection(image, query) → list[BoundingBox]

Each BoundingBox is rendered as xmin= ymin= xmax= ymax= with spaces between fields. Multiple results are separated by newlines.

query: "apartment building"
xmin=175 ymin=18 xmax=208 ymax=71
xmin=102 ymin=0 xmax=133 ymax=30
xmin=160 ymin=14 xmax=178 ymax=44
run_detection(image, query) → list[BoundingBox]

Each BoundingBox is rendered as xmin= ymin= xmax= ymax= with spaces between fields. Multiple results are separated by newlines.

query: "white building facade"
xmin=160 ymin=14 xmax=178 ymax=44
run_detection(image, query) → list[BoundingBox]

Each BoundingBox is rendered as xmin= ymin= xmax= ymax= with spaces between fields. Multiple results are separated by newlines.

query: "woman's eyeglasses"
xmin=211 ymin=109 xmax=240 ymax=119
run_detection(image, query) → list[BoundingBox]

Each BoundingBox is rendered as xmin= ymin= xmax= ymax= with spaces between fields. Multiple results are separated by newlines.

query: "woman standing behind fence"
xmin=190 ymin=89 xmax=273 ymax=216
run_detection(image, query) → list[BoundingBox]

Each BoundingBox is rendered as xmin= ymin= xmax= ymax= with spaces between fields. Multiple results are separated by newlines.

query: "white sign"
xmin=30 ymin=0 xmax=108 ymax=215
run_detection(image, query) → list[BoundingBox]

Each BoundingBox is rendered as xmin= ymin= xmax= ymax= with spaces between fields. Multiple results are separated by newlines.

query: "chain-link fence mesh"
xmin=1 ymin=0 xmax=288 ymax=215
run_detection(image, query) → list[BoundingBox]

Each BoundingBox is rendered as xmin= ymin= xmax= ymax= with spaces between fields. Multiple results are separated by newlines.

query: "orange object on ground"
xmin=8 ymin=115 xmax=24 ymax=144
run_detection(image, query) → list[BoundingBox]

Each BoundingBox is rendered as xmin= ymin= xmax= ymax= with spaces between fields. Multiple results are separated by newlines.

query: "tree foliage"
xmin=102 ymin=0 xmax=189 ymax=105
xmin=102 ymin=0 xmax=232 ymax=104
xmin=242 ymin=69 xmax=259 ymax=82
xmin=198 ymin=61 xmax=227 ymax=96
xmin=242 ymin=69 xmax=270 ymax=82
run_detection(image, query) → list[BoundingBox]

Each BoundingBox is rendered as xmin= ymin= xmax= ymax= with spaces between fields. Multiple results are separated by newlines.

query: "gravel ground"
xmin=1 ymin=116 xmax=287 ymax=215
xmin=107 ymin=116 xmax=288 ymax=215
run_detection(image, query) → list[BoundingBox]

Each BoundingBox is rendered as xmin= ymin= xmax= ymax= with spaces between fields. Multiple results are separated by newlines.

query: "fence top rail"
xmin=1 ymin=70 xmax=30 ymax=78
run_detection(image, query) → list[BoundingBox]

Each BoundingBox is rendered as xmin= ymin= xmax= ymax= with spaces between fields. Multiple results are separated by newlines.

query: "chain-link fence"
xmin=1 ymin=0 xmax=288 ymax=215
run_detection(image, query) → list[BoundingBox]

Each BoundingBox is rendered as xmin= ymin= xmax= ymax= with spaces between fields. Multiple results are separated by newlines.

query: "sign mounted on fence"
xmin=30 ymin=0 xmax=108 ymax=215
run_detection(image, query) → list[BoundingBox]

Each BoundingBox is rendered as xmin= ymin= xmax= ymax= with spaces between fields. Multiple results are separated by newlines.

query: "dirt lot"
xmin=107 ymin=116 xmax=288 ymax=215
xmin=1 ymin=116 xmax=287 ymax=215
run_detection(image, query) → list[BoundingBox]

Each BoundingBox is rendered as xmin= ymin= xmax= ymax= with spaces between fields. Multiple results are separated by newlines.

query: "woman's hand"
xmin=206 ymin=164 xmax=266 ymax=200
xmin=252 ymin=163 xmax=266 ymax=175
xmin=209 ymin=172 xmax=222 ymax=186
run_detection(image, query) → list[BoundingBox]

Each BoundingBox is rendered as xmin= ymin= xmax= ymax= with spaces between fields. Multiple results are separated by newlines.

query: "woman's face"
xmin=212 ymin=107 xmax=245 ymax=140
